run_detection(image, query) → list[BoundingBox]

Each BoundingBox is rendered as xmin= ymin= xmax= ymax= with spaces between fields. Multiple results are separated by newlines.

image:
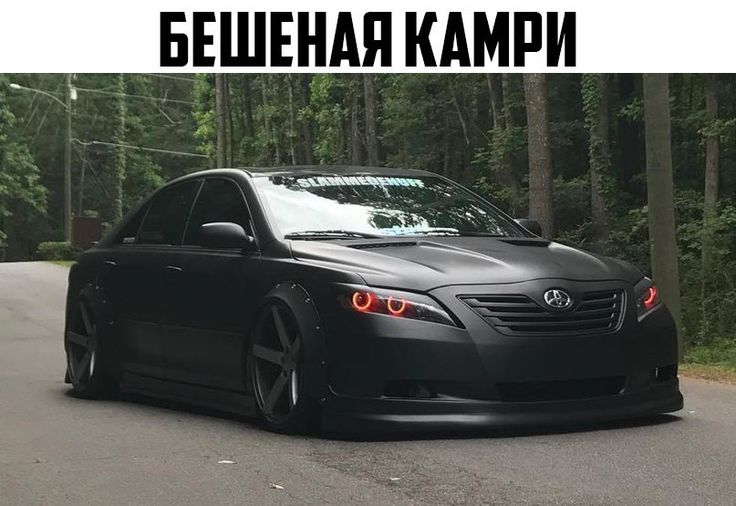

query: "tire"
xmin=249 ymin=301 xmax=319 ymax=434
xmin=64 ymin=295 xmax=116 ymax=399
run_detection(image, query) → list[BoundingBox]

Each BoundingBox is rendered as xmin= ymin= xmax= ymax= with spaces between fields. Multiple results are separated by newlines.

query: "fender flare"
xmin=247 ymin=281 xmax=329 ymax=404
xmin=69 ymin=282 xmax=119 ymax=380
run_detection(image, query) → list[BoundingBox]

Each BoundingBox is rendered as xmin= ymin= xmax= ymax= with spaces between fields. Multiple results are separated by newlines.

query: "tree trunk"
xmin=643 ymin=73 xmax=682 ymax=346
xmin=523 ymin=73 xmax=554 ymax=238
xmin=350 ymin=76 xmax=362 ymax=165
xmin=242 ymin=76 xmax=255 ymax=140
xmin=300 ymin=75 xmax=315 ymax=165
xmin=363 ymin=74 xmax=380 ymax=166
xmin=111 ymin=74 xmax=126 ymax=222
xmin=702 ymin=74 xmax=719 ymax=274
xmin=487 ymin=73 xmax=520 ymax=214
xmin=260 ymin=75 xmax=275 ymax=165
xmin=224 ymin=75 xmax=233 ymax=166
xmin=286 ymin=74 xmax=299 ymax=165
xmin=701 ymin=74 xmax=720 ymax=339
xmin=582 ymin=74 xmax=611 ymax=251
xmin=487 ymin=74 xmax=505 ymax=129
xmin=214 ymin=73 xmax=227 ymax=168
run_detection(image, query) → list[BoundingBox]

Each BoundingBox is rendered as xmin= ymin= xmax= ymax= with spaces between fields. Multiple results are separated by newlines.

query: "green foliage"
xmin=618 ymin=96 xmax=644 ymax=121
xmin=110 ymin=74 xmax=127 ymax=222
xmin=192 ymin=74 xmax=216 ymax=160
xmin=308 ymin=74 xmax=349 ymax=164
xmin=684 ymin=339 xmax=736 ymax=369
xmin=4 ymin=72 xmax=736 ymax=361
xmin=35 ymin=241 xmax=79 ymax=261
xmin=581 ymin=74 xmax=613 ymax=194
xmin=0 ymin=81 xmax=47 ymax=250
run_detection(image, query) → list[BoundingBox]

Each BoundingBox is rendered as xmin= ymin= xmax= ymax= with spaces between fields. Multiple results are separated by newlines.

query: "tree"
xmin=0 ymin=79 xmax=47 ymax=259
xmin=642 ymin=73 xmax=682 ymax=345
xmin=523 ymin=73 xmax=554 ymax=237
xmin=214 ymin=73 xmax=230 ymax=167
xmin=110 ymin=74 xmax=127 ymax=223
xmin=486 ymin=73 xmax=520 ymax=213
xmin=299 ymin=74 xmax=315 ymax=165
xmin=350 ymin=76 xmax=363 ymax=165
xmin=363 ymin=74 xmax=380 ymax=166
xmin=702 ymin=74 xmax=719 ymax=275
xmin=581 ymin=74 xmax=612 ymax=250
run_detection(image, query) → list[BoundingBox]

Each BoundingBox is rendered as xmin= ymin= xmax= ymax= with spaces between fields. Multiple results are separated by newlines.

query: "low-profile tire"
xmin=249 ymin=301 xmax=318 ymax=434
xmin=65 ymin=296 xmax=116 ymax=399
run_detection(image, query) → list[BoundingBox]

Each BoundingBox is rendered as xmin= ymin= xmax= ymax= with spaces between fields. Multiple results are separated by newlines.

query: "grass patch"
xmin=48 ymin=260 xmax=74 ymax=267
xmin=681 ymin=339 xmax=736 ymax=384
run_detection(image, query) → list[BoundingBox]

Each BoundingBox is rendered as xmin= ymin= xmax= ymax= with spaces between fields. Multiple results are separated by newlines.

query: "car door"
xmin=162 ymin=177 xmax=261 ymax=391
xmin=110 ymin=180 xmax=201 ymax=380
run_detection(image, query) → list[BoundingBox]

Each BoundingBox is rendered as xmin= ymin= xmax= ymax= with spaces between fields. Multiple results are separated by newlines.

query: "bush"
xmin=35 ymin=241 xmax=80 ymax=261
xmin=684 ymin=339 xmax=736 ymax=369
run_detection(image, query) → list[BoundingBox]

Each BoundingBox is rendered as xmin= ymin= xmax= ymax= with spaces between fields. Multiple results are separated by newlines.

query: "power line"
xmin=73 ymin=86 xmax=195 ymax=105
xmin=145 ymin=73 xmax=197 ymax=83
xmin=72 ymin=139 xmax=208 ymax=159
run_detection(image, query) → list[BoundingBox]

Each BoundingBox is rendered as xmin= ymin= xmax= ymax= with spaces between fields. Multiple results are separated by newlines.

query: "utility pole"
xmin=64 ymin=74 xmax=73 ymax=242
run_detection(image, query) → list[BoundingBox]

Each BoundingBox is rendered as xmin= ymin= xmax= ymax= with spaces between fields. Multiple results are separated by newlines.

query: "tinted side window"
xmin=184 ymin=179 xmax=252 ymax=246
xmin=116 ymin=203 xmax=149 ymax=244
xmin=138 ymin=181 xmax=200 ymax=245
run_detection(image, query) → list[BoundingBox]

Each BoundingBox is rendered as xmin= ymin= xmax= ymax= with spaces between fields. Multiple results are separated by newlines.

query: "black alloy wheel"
xmin=251 ymin=302 xmax=315 ymax=433
xmin=65 ymin=299 xmax=112 ymax=397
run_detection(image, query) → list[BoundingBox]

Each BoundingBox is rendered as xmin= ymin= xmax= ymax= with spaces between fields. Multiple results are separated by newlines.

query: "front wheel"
xmin=250 ymin=302 xmax=318 ymax=434
xmin=65 ymin=297 xmax=115 ymax=398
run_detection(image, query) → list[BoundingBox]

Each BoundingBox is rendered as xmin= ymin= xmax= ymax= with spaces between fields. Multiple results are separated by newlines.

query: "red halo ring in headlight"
xmin=643 ymin=285 xmax=658 ymax=308
xmin=387 ymin=296 xmax=407 ymax=315
xmin=351 ymin=291 xmax=374 ymax=312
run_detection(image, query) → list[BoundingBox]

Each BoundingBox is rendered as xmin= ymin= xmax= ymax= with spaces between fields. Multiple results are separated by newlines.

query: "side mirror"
xmin=515 ymin=218 xmax=542 ymax=236
xmin=199 ymin=222 xmax=256 ymax=250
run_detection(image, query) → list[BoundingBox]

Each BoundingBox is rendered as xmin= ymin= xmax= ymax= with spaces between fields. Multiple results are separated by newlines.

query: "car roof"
xmin=178 ymin=165 xmax=437 ymax=179
xmin=240 ymin=165 xmax=435 ymax=177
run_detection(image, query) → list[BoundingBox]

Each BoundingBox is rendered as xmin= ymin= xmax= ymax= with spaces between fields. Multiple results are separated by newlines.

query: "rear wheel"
xmin=250 ymin=302 xmax=317 ymax=433
xmin=65 ymin=298 xmax=115 ymax=398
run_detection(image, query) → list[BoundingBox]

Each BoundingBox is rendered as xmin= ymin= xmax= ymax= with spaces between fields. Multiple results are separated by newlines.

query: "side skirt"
xmin=119 ymin=371 xmax=256 ymax=417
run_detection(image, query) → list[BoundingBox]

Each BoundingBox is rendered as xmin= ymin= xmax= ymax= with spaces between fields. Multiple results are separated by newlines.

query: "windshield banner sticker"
xmin=296 ymin=176 xmax=425 ymax=189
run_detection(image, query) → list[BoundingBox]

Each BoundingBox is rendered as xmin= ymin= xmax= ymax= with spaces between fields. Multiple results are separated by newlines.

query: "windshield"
xmin=253 ymin=174 xmax=526 ymax=238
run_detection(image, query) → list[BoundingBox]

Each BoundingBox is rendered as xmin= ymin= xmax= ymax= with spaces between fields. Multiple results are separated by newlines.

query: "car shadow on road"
xmin=61 ymin=387 xmax=682 ymax=442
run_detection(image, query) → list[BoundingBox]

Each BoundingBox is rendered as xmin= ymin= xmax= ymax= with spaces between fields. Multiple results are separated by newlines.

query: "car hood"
xmin=289 ymin=237 xmax=643 ymax=291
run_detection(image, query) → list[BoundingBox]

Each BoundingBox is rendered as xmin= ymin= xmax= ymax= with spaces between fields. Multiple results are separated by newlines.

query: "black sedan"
xmin=64 ymin=166 xmax=683 ymax=433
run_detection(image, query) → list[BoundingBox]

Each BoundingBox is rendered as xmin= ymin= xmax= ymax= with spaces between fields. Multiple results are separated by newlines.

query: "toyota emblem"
xmin=543 ymin=289 xmax=573 ymax=309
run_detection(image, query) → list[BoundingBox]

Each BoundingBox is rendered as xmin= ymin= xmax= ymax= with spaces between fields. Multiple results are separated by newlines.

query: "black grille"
xmin=460 ymin=289 xmax=624 ymax=336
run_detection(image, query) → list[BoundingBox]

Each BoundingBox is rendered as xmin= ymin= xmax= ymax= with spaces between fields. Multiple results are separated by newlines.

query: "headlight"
xmin=634 ymin=277 xmax=662 ymax=320
xmin=337 ymin=285 xmax=457 ymax=327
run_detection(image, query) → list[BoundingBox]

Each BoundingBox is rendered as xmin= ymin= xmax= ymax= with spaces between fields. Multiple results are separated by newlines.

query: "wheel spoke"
xmin=79 ymin=303 xmax=94 ymax=336
xmin=289 ymin=370 xmax=298 ymax=408
xmin=253 ymin=344 xmax=283 ymax=365
xmin=271 ymin=306 xmax=291 ymax=350
xmin=76 ymin=352 xmax=92 ymax=379
xmin=89 ymin=350 xmax=96 ymax=377
xmin=263 ymin=373 xmax=288 ymax=414
xmin=289 ymin=335 xmax=301 ymax=359
xmin=66 ymin=330 xmax=88 ymax=348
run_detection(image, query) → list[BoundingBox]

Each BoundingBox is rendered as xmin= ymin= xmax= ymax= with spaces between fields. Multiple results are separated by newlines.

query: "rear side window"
xmin=137 ymin=181 xmax=200 ymax=245
xmin=116 ymin=203 xmax=149 ymax=244
xmin=184 ymin=178 xmax=253 ymax=246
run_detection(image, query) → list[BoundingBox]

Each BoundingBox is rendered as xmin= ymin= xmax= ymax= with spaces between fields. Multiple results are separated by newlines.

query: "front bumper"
xmin=320 ymin=279 xmax=683 ymax=433
xmin=322 ymin=379 xmax=683 ymax=433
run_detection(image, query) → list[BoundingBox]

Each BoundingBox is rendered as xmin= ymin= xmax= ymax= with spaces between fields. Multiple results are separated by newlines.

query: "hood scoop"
xmin=348 ymin=241 xmax=419 ymax=250
xmin=497 ymin=237 xmax=551 ymax=247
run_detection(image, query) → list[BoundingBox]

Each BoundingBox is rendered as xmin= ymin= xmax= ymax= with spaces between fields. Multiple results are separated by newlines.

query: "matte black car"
xmin=64 ymin=166 xmax=683 ymax=433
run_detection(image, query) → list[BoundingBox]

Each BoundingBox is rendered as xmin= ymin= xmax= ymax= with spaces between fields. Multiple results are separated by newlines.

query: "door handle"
xmin=165 ymin=265 xmax=183 ymax=273
xmin=104 ymin=260 xmax=117 ymax=268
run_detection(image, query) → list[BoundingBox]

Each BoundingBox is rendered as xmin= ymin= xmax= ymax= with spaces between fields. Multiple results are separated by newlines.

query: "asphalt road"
xmin=1 ymin=262 xmax=735 ymax=505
